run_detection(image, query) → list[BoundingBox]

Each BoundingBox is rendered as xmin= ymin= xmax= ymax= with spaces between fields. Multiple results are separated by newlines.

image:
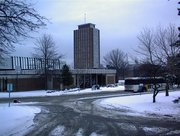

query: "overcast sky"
xmin=13 ymin=0 xmax=179 ymax=65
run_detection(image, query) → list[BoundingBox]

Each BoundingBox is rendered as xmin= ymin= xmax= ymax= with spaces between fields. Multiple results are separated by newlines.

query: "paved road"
xmin=2 ymin=91 xmax=180 ymax=136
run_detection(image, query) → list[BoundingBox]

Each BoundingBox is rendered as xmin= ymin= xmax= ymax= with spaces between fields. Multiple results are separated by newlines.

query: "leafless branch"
xmin=103 ymin=49 xmax=129 ymax=79
xmin=0 ymin=0 xmax=47 ymax=62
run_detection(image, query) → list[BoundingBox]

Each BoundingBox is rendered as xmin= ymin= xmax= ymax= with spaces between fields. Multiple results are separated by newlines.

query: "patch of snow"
xmin=95 ymin=91 xmax=180 ymax=118
xmin=143 ymin=127 xmax=168 ymax=135
xmin=117 ymin=123 xmax=137 ymax=132
xmin=0 ymin=103 xmax=40 ymax=136
xmin=166 ymin=130 xmax=180 ymax=135
xmin=49 ymin=125 xmax=65 ymax=136
xmin=100 ymin=86 xmax=124 ymax=91
xmin=116 ymin=123 xmax=138 ymax=135
xmin=89 ymin=132 xmax=103 ymax=136
xmin=76 ymin=128 xmax=84 ymax=136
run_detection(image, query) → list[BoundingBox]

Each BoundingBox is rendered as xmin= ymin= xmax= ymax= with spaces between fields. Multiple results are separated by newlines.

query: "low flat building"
xmin=0 ymin=57 xmax=116 ymax=91
xmin=0 ymin=56 xmax=64 ymax=91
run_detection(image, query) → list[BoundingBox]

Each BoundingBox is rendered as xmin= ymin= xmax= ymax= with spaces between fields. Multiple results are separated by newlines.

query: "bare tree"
xmin=33 ymin=34 xmax=63 ymax=90
xmin=153 ymin=25 xmax=179 ymax=65
xmin=103 ymin=49 xmax=129 ymax=81
xmin=137 ymin=25 xmax=179 ymax=65
xmin=137 ymin=28 xmax=155 ymax=64
xmin=137 ymin=24 xmax=179 ymax=102
xmin=0 ymin=0 xmax=46 ymax=62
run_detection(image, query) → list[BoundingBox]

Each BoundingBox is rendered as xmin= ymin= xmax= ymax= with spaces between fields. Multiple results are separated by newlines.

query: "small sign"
xmin=7 ymin=83 xmax=13 ymax=92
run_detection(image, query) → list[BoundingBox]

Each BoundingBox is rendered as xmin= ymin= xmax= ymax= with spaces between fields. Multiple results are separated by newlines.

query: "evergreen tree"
xmin=61 ymin=64 xmax=73 ymax=88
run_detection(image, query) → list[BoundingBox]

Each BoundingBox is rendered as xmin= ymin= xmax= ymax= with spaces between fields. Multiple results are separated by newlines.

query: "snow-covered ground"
xmin=0 ymin=86 xmax=124 ymax=136
xmin=95 ymin=91 xmax=180 ymax=119
xmin=0 ymin=86 xmax=124 ymax=98
xmin=0 ymin=103 xmax=40 ymax=136
xmin=0 ymin=87 xmax=179 ymax=136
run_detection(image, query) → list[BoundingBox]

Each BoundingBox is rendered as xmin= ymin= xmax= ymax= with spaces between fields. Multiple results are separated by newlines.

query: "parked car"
xmin=92 ymin=84 xmax=100 ymax=90
xmin=106 ymin=84 xmax=115 ymax=88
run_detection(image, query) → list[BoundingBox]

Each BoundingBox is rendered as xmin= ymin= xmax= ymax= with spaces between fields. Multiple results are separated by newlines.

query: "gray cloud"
xmin=13 ymin=0 xmax=179 ymax=64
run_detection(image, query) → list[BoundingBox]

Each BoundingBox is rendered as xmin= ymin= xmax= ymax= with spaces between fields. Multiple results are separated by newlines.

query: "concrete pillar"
xmin=96 ymin=74 xmax=98 ymax=84
xmin=83 ymin=74 xmax=85 ymax=88
xmin=47 ymin=76 xmax=53 ymax=90
xmin=105 ymin=75 xmax=108 ymax=85
xmin=76 ymin=74 xmax=79 ymax=88
xmin=90 ymin=74 xmax=92 ymax=86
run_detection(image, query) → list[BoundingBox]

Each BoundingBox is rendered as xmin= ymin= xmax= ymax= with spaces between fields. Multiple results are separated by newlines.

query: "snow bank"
xmin=0 ymin=103 xmax=40 ymax=136
xmin=0 ymin=86 xmax=124 ymax=99
xmin=96 ymin=91 xmax=180 ymax=117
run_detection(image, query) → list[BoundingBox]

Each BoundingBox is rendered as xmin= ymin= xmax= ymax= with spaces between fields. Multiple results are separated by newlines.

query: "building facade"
xmin=0 ymin=56 xmax=116 ymax=91
xmin=73 ymin=23 xmax=116 ymax=88
xmin=0 ymin=56 xmax=65 ymax=92
xmin=74 ymin=23 xmax=100 ymax=69
xmin=71 ymin=69 xmax=116 ymax=88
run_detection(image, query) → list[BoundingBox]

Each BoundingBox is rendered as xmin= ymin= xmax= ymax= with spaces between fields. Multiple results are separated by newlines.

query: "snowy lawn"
xmin=95 ymin=91 xmax=180 ymax=118
xmin=0 ymin=103 xmax=40 ymax=136
xmin=0 ymin=86 xmax=124 ymax=98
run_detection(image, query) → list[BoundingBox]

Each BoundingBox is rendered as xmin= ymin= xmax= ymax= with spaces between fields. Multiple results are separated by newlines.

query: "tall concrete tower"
xmin=74 ymin=23 xmax=100 ymax=69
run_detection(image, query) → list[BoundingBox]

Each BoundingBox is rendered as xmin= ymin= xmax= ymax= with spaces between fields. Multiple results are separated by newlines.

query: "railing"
xmin=71 ymin=69 xmax=116 ymax=74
